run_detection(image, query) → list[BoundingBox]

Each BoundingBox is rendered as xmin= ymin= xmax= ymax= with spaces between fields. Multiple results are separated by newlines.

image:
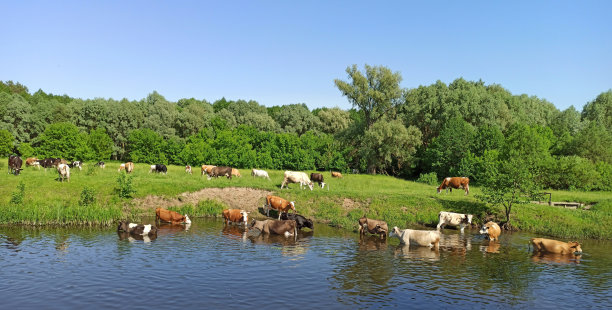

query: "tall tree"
xmin=582 ymin=90 xmax=612 ymax=133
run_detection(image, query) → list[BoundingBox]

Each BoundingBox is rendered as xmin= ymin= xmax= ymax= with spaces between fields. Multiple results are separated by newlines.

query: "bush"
xmin=417 ymin=172 xmax=438 ymax=185
xmin=79 ymin=186 xmax=96 ymax=206
xmin=116 ymin=173 xmax=136 ymax=198
xmin=10 ymin=181 xmax=25 ymax=205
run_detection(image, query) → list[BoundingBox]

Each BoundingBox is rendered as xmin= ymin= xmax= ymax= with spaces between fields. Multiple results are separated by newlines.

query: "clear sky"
xmin=2 ymin=1 xmax=610 ymax=111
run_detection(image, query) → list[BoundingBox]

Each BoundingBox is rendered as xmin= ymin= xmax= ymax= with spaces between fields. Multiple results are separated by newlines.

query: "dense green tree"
xmin=570 ymin=121 xmax=612 ymax=164
xmin=582 ymin=90 xmax=612 ymax=132
xmin=127 ymin=128 xmax=167 ymax=164
xmin=37 ymin=122 xmax=89 ymax=160
xmin=0 ymin=129 xmax=13 ymax=156
xmin=361 ymin=119 xmax=422 ymax=175
xmin=17 ymin=142 xmax=35 ymax=158
xmin=316 ymin=107 xmax=352 ymax=135
xmin=275 ymin=104 xmax=320 ymax=135
xmin=423 ymin=117 xmax=476 ymax=177
xmin=87 ymin=127 xmax=114 ymax=160
xmin=0 ymin=93 xmax=32 ymax=143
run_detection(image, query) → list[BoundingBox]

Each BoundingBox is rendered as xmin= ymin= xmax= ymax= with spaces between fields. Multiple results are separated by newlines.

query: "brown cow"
xmin=479 ymin=222 xmax=501 ymax=241
xmin=210 ymin=166 xmax=233 ymax=179
xmin=264 ymin=195 xmax=295 ymax=219
xmin=8 ymin=155 xmax=23 ymax=175
xmin=249 ymin=219 xmax=297 ymax=237
xmin=222 ymin=209 xmax=248 ymax=225
xmin=201 ymin=165 xmax=215 ymax=177
xmin=125 ymin=162 xmax=134 ymax=173
xmin=155 ymin=208 xmax=191 ymax=224
xmin=231 ymin=168 xmax=242 ymax=177
xmin=358 ymin=216 xmax=388 ymax=239
xmin=26 ymin=157 xmax=40 ymax=169
xmin=530 ymin=238 xmax=583 ymax=255
xmin=437 ymin=177 xmax=470 ymax=195
xmin=185 ymin=165 xmax=192 ymax=174
xmin=331 ymin=171 xmax=343 ymax=178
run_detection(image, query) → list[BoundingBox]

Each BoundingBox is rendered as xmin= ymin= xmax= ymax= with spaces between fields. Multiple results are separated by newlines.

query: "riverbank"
xmin=1 ymin=160 xmax=611 ymax=239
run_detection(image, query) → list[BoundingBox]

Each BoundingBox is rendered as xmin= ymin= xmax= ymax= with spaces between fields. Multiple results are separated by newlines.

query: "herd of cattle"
xmin=7 ymin=156 xmax=583 ymax=257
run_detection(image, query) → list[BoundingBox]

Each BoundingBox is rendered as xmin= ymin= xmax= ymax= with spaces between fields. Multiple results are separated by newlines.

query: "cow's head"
xmin=303 ymin=217 xmax=314 ymax=230
xmin=240 ymin=210 xmax=248 ymax=223
xmin=117 ymin=221 xmax=130 ymax=232
xmin=389 ymin=226 xmax=401 ymax=238
xmin=13 ymin=168 xmax=22 ymax=176
xmin=479 ymin=225 xmax=489 ymax=235
xmin=184 ymin=215 xmax=192 ymax=224
xmin=320 ymin=182 xmax=326 ymax=189
xmin=568 ymin=241 xmax=582 ymax=255
xmin=463 ymin=214 xmax=473 ymax=224
xmin=290 ymin=201 xmax=296 ymax=211
xmin=436 ymin=187 xmax=442 ymax=194
xmin=307 ymin=182 xmax=314 ymax=191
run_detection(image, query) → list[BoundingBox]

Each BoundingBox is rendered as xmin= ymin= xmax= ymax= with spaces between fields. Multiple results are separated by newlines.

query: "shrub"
xmin=10 ymin=181 xmax=25 ymax=205
xmin=116 ymin=173 xmax=136 ymax=198
xmin=416 ymin=172 xmax=438 ymax=185
xmin=79 ymin=186 xmax=96 ymax=207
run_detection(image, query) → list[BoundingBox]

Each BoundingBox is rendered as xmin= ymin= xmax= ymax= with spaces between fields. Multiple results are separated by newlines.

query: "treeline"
xmin=1 ymin=65 xmax=611 ymax=190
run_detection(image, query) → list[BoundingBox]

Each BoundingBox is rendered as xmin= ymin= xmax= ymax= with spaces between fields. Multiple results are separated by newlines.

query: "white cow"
xmin=57 ymin=164 xmax=70 ymax=182
xmin=390 ymin=226 xmax=440 ymax=248
xmin=280 ymin=171 xmax=314 ymax=190
xmin=437 ymin=211 xmax=473 ymax=233
xmin=251 ymin=168 xmax=270 ymax=179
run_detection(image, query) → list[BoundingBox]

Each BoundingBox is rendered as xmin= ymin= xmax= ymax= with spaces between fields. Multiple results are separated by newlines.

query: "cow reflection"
xmin=117 ymin=231 xmax=157 ymax=243
xmin=359 ymin=235 xmax=388 ymax=251
xmin=248 ymin=230 xmax=299 ymax=246
xmin=156 ymin=222 xmax=191 ymax=237
xmin=531 ymin=252 xmax=581 ymax=264
xmin=222 ymin=225 xmax=248 ymax=242
xmin=438 ymin=233 xmax=472 ymax=256
xmin=479 ymin=240 xmax=501 ymax=254
xmin=394 ymin=244 xmax=440 ymax=261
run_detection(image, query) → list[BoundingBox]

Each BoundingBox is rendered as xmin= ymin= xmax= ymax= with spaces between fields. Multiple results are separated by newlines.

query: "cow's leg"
xmin=460 ymin=224 xmax=466 ymax=233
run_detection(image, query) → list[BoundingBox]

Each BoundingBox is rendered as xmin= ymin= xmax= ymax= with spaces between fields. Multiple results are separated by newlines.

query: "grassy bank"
xmin=1 ymin=159 xmax=611 ymax=239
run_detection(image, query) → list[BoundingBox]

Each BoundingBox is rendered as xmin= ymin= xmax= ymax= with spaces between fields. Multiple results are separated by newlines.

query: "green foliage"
xmin=275 ymin=104 xmax=321 ymax=135
xmin=569 ymin=121 xmax=612 ymax=164
xmin=17 ymin=142 xmax=35 ymax=158
xmin=582 ymin=90 xmax=612 ymax=133
xmin=423 ymin=117 xmax=475 ymax=177
xmin=317 ymin=107 xmax=352 ymax=135
xmin=0 ymin=129 xmax=13 ymax=156
xmin=87 ymin=127 xmax=113 ymax=160
xmin=79 ymin=186 xmax=96 ymax=207
xmin=361 ymin=119 xmax=422 ymax=175
xmin=10 ymin=181 xmax=25 ymax=205
xmin=116 ymin=173 xmax=136 ymax=198
xmin=128 ymin=128 xmax=167 ymax=164
xmin=37 ymin=122 xmax=89 ymax=160
xmin=416 ymin=172 xmax=438 ymax=185
xmin=168 ymin=199 xmax=226 ymax=217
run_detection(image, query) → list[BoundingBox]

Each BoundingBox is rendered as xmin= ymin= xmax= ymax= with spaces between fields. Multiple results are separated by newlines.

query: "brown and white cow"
xmin=264 ymin=195 xmax=296 ymax=219
xmin=437 ymin=211 xmax=473 ymax=233
xmin=437 ymin=177 xmax=470 ymax=195
xmin=26 ymin=157 xmax=40 ymax=169
xmin=249 ymin=219 xmax=297 ymax=237
xmin=57 ymin=163 xmax=70 ymax=182
xmin=185 ymin=165 xmax=192 ymax=174
xmin=222 ymin=209 xmax=249 ymax=225
xmin=479 ymin=221 xmax=501 ymax=241
xmin=281 ymin=171 xmax=314 ymax=190
xmin=155 ymin=207 xmax=191 ymax=225
xmin=358 ymin=216 xmax=388 ymax=239
xmin=117 ymin=221 xmax=158 ymax=236
xmin=530 ymin=238 xmax=583 ymax=255
xmin=390 ymin=226 xmax=441 ymax=248
xmin=331 ymin=171 xmax=343 ymax=178
xmin=201 ymin=165 xmax=215 ymax=177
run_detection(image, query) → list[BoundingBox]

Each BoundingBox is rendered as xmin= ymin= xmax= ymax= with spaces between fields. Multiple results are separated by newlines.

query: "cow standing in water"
xmin=437 ymin=177 xmax=470 ymax=195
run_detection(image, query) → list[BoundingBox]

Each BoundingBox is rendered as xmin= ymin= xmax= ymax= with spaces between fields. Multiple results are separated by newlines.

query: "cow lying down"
xmin=390 ymin=226 xmax=440 ymax=249
xmin=250 ymin=219 xmax=297 ymax=237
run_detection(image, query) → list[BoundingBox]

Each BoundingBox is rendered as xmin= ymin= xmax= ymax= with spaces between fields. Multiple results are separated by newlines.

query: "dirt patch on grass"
xmin=132 ymin=187 xmax=273 ymax=212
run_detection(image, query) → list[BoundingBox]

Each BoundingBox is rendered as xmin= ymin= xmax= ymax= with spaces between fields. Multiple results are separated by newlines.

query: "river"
xmin=1 ymin=218 xmax=611 ymax=309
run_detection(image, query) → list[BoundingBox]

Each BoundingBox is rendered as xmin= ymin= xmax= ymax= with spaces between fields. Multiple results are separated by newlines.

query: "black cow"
xmin=155 ymin=164 xmax=167 ymax=174
xmin=8 ymin=155 xmax=23 ymax=176
xmin=95 ymin=161 xmax=105 ymax=168
xmin=210 ymin=166 xmax=233 ymax=179
xmin=310 ymin=173 xmax=324 ymax=187
xmin=280 ymin=213 xmax=314 ymax=230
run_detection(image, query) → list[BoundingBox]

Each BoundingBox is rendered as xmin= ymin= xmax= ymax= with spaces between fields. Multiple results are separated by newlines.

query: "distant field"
xmin=1 ymin=159 xmax=611 ymax=239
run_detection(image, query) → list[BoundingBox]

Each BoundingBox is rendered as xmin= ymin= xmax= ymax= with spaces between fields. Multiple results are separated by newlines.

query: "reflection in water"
xmin=531 ymin=252 xmax=581 ymax=264
xmin=394 ymin=244 xmax=440 ymax=261
xmin=479 ymin=240 xmax=501 ymax=254
xmin=358 ymin=235 xmax=387 ymax=251
xmin=222 ymin=224 xmax=247 ymax=242
xmin=439 ymin=233 xmax=472 ymax=257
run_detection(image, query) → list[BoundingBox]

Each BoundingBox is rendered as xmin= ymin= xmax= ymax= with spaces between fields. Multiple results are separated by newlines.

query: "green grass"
xmin=1 ymin=159 xmax=611 ymax=239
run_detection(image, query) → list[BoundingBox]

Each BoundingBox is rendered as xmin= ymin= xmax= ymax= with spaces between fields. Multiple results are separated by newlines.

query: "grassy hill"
xmin=1 ymin=159 xmax=611 ymax=239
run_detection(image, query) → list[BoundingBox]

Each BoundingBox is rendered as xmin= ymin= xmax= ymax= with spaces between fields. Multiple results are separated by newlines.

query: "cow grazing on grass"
xmin=250 ymin=219 xmax=297 ymax=237
xmin=310 ymin=173 xmax=325 ymax=188
xmin=149 ymin=164 xmax=167 ymax=174
xmin=155 ymin=208 xmax=191 ymax=224
xmin=390 ymin=226 xmax=441 ymax=248
xmin=231 ymin=168 xmax=241 ymax=177
xmin=437 ymin=177 xmax=470 ymax=195
xmin=264 ymin=195 xmax=296 ymax=219
xmin=95 ymin=161 xmax=105 ymax=169
xmin=479 ymin=221 xmax=501 ymax=241
xmin=118 ymin=163 xmax=126 ymax=172
xmin=26 ymin=157 xmax=40 ymax=169
xmin=222 ymin=209 xmax=249 ymax=225
xmin=8 ymin=155 xmax=23 ymax=175
xmin=530 ymin=238 xmax=583 ymax=255
xmin=40 ymin=158 xmax=56 ymax=169
xmin=185 ymin=165 xmax=192 ymax=174
xmin=201 ymin=165 xmax=215 ymax=177
xmin=251 ymin=168 xmax=270 ymax=179
xmin=210 ymin=166 xmax=233 ymax=179
xmin=358 ymin=216 xmax=388 ymax=239
xmin=331 ymin=171 xmax=343 ymax=178
xmin=437 ymin=211 xmax=474 ymax=233
xmin=117 ymin=221 xmax=158 ymax=236
xmin=119 ymin=162 xmax=134 ymax=173
xmin=281 ymin=171 xmax=314 ymax=190
xmin=280 ymin=213 xmax=314 ymax=230
xmin=57 ymin=164 xmax=70 ymax=182
xmin=69 ymin=161 xmax=83 ymax=170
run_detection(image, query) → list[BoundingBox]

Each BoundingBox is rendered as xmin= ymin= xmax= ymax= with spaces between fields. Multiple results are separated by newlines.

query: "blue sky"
xmin=2 ymin=1 xmax=610 ymax=111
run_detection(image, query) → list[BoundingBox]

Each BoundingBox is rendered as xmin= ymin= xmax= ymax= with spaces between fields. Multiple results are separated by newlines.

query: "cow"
xmin=210 ymin=166 xmax=233 ymax=179
xmin=437 ymin=211 xmax=474 ymax=233
xmin=8 ymin=155 xmax=23 ymax=176
xmin=231 ymin=168 xmax=242 ymax=177
xmin=118 ymin=163 xmax=126 ymax=172
xmin=331 ymin=171 xmax=343 ymax=178
xmin=155 ymin=207 xmax=191 ymax=225
xmin=57 ymin=163 xmax=70 ymax=182
xmin=95 ymin=161 xmax=105 ymax=168
xmin=125 ymin=162 xmax=134 ymax=173
xmin=201 ymin=165 xmax=215 ymax=177
xmin=222 ymin=209 xmax=249 ymax=225
xmin=280 ymin=213 xmax=314 ymax=230
xmin=281 ymin=171 xmax=314 ymax=190
xmin=264 ymin=195 xmax=296 ymax=219
xmin=479 ymin=221 xmax=501 ymax=241
xmin=117 ymin=221 xmax=158 ymax=236
xmin=69 ymin=161 xmax=83 ymax=170
xmin=26 ymin=157 xmax=40 ymax=169
xmin=251 ymin=169 xmax=270 ymax=179
xmin=40 ymin=158 xmax=56 ymax=169
xmin=310 ymin=173 xmax=325 ymax=188
xmin=437 ymin=177 xmax=470 ymax=195
xmin=390 ymin=226 xmax=441 ymax=248
xmin=185 ymin=165 xmax=192 ymax=174
xmin=358 ymin=216 xmax=388 ymax=239
xmin=530 ymin=238 xmax=583 ymax=255
xmin=249 ymin=219 xmax=297 ymax=237
xmin=149 ymin=164 xmax=167 ymax=174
